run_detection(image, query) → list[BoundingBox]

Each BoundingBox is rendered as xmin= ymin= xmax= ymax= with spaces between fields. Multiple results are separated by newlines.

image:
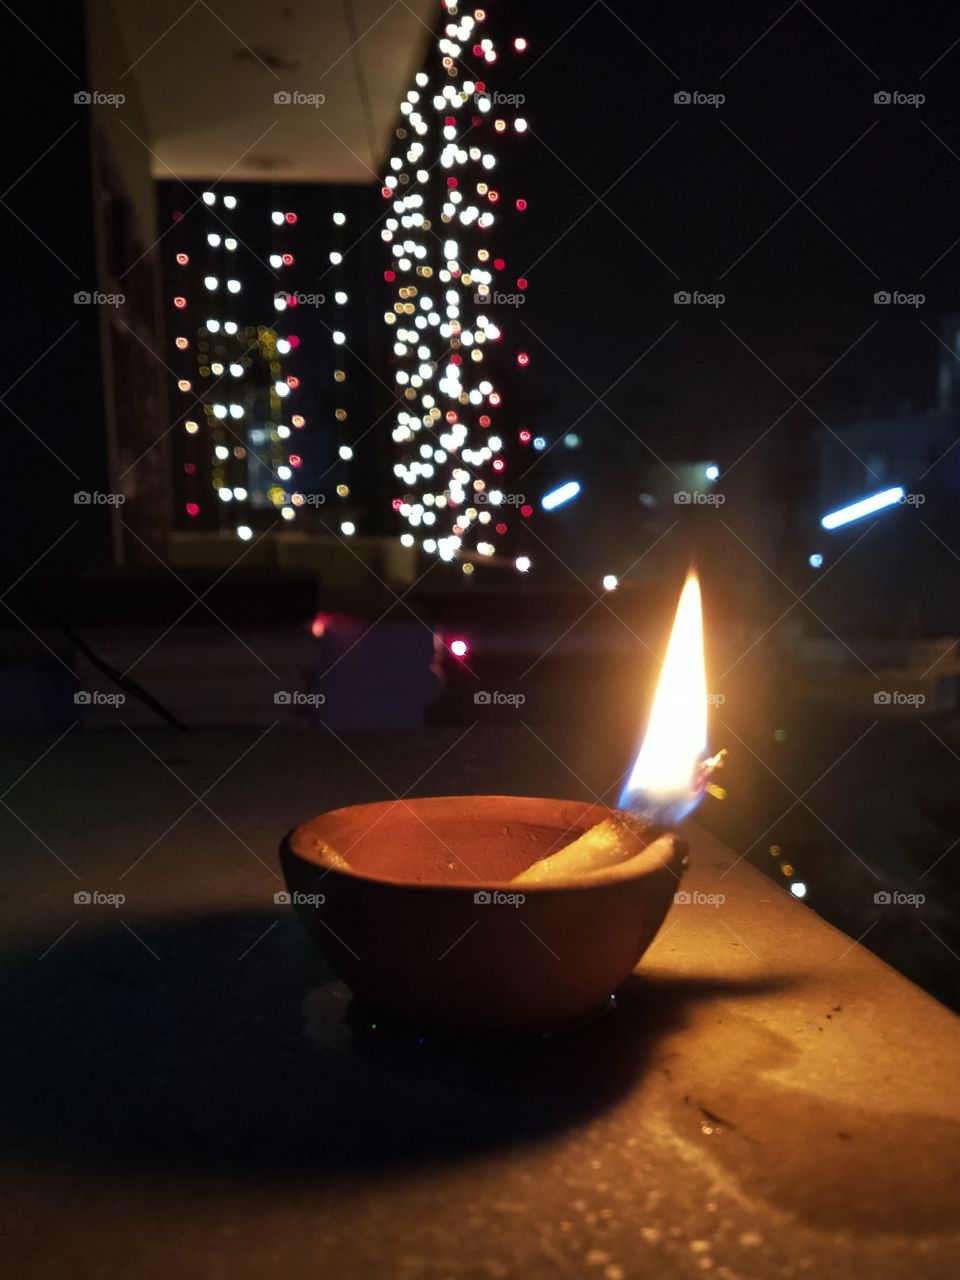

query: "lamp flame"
xmin=619 ymin=573 xmax=711 ymax=824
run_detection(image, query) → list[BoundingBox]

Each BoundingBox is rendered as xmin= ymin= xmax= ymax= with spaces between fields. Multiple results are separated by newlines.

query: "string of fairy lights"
xmin=269 ymin=206 xmax=309 ymax=525
xmin=329 ymin=208 xmax=357 ymax=537
xmin=170 ymin=6 xmax=529 ymax=558
xmin=172 ymin=193 xmax=303 ymax=539
xmin=382 ymin=1 xmax=532 ymax=575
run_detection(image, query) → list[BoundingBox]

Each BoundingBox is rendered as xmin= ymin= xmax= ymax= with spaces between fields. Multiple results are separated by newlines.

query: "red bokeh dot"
xmin=174 ymin=296 xmax=187 ymax=309
xmin=516 ymin=198 xmax=527 ymax=211
xmin=287 ymin=375 xmax=300 ymax=389
xmin=282 ymin=253 xmax=294 ymax=265
xmin=176 ymin=253 xmax=189 ymax=265
xmin=517 ymin=352 xmax=529 ymax=367
xmin=287 ymin=335 xmax=300 ymax=348
xmin=520 ymin=504 xmax=533 ymax=518
xmin=479 ymin=414 xmax=491 ymax=427
xmin=473 ymin=43 xmax=483 ymax=55
xmin=185 ymin=502 xmax=200 ymax=517
xmin=494 ymin=257 xmax=505 ymax=270
xmin=447 ymin=176 xmax=458 ymax=188
xmin=381 ymin=187 xmax=393 ymax=199
xmin=488 ymin=190 xmax=499 ymax=203
xmin=451 ymin=354 xmax=462 ymax=365
xmin=172 ymin=211 xmax=184 ymax=222
xmin=519 ymin=429 xmax=531 ymax=443
xmin=492 ymin=459 xmax=505 ymax=472
xmin=517 ymin=277 xmax=528 ymax=289
xmin=496 ymin=522 xmax=508 ymax=535
xmin=184 ymin=463 xmax=196 ymax=475
xmin=289 ymin=454 xmax=302 ymax=468
xmin=285 ymin=212 xmax=298 ymax=224
xmin=384 ymin=270 xmax=396 ymax=282
xmin=475 ymin=80 xmax=486 ymax=91
xmin=392 ymin=498 xmax=403 ymax=511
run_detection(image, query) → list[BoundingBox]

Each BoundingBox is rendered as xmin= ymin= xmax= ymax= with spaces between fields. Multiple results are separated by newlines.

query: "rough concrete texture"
xmin=1 ymin=729 xmax=957 ymax=1278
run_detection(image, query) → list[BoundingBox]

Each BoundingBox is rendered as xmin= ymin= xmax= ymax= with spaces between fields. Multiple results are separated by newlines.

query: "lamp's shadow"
xmin=1 ymin=909 xmax=788 ymax=1182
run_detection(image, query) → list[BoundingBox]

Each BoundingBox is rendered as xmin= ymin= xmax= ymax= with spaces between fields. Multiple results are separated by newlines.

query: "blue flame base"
xmin=617 ymin=786 xmax=702 ymax=828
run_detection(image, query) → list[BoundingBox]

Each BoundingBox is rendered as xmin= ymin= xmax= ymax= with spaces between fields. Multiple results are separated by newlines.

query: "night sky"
xmin=509 ymin=0 xmax=960 ymax=435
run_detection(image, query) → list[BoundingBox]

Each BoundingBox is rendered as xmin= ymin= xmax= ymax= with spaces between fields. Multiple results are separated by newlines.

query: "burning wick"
xmin=513 ymin=810 xmax=663 ymax=885
xmin=513 ymin=574 xmax=725 ymax=886
xmin=618 ymin=573 xmax=711 ymax=824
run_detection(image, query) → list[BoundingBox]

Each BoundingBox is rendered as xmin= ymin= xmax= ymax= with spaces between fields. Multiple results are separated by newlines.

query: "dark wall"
xmin=0 ymin=2 xmax=112 ymax=592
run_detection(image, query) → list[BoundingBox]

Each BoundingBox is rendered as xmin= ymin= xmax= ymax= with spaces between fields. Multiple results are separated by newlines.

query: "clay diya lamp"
xmin=281 ymin=573 xmax=722 ymax=1031
xmin=280 ymin=794 xmax=686 ymax=1030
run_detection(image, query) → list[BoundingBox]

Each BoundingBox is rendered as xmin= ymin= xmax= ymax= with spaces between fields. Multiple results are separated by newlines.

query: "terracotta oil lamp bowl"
xmin=280 ymin=794 xmax=687 ymax=1030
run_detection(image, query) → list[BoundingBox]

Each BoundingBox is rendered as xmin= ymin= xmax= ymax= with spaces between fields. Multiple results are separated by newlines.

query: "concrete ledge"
xmin=0 ymin=729 xmax=957 ymax=1278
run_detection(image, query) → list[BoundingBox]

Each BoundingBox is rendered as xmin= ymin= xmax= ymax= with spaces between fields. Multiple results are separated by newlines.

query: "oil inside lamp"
xmin=513 ymin=573 xmax=721 ymax=885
